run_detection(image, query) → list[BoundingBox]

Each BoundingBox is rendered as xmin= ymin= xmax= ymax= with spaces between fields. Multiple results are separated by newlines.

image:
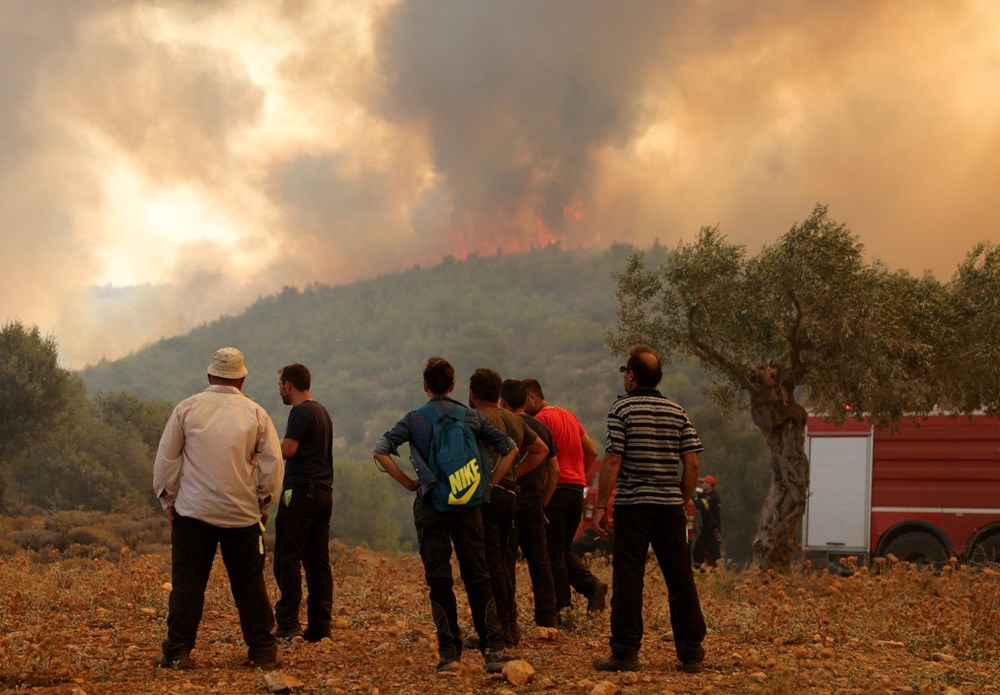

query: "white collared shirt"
xmin=153 ymin=385 xmax=284 ymax=527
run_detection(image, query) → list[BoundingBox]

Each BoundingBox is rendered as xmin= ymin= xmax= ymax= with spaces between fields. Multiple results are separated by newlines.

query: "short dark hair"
xmin=423 ymin=356 xmax=455 ymax=395
xmin=278 ymin=363 xmax=311 ymax=391
xmin=470 ymin=367 xmax=502 ymax=402
xmin=522 ymin=378 xmax=545 ymax=400
xmin=625 ymin=344 xmax=663 ymax=388
xmin=500 ymin=378 xmax=527 ymax=409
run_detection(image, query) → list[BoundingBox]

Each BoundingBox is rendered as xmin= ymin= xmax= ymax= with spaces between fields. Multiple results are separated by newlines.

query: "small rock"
xmin=622 ymin=672 xmax=638 ymax=685
xmin=943 ymin=688 xmax=963 ymax=695
xmin=140 ymin=607 xmax=157 ymax=616
xmin=661 ymin=631 xmax=675 ymax=642
xmin=930 ymin=652 xmax=957 ymax=663
xmin=264 ymin=671 xmax=305 ymax=693
xmin=503 ymin=660 xmax=535 ymax=686
xmin=333 ymin=618 xmax=351 ymax=630
xmin=526 ymin=626 xmax=559 ymax=641
xmin=123 ymin=645 xmax=140 ymax=657
xmin=162 ymin=582 xmax=172 ymax=591
xmin=538 ymin=677 xmax=554 ymax=688
xmin=498 ymin=690 xmax=517 ymax=695
xmin=590 ymin=681 xmax=620 ymax=695
xmin=751 ymin=671 xmax=767 ymax=681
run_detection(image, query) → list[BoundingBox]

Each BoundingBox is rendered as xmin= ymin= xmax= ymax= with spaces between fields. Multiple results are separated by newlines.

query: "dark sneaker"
xmin=509 ymin=622 xmax=521 ymax=647
xmin=249 ymin=648 xmax=279 ymax=671
xmin=275 ymin=626 xmax=303 ymax=641
xmin=155 ymin=653 xmax=194 ymax=669
xmin=681 ymin=660 xmax=703 ymax=673
xmin=588 ymin=581 xmax=609 ymax=613
xmin=462 ymin=634 xmax=481 ymax=650
xmin=435 ymin=657 xmax=463 ymax=674
xmin=483 ymin=648 xmax=517 ymax=673
xmin=593 ymin=654 xmax=641 ymax=672
xmin=303 ymin=628 xmax=330 ymax=643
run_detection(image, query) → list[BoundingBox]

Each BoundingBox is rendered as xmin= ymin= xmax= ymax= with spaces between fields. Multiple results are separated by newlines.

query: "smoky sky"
xmin=1 ymin=0 xmax=998 ymax=367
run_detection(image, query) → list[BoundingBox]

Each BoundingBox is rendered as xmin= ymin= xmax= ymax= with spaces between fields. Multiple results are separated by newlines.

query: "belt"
xmin=494 ymin=480 xmax=519 ymax=494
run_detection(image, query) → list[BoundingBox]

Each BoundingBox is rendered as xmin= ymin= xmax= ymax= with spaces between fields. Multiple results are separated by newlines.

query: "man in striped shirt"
xmin=592 ymin=344 xmax=707 ymax=674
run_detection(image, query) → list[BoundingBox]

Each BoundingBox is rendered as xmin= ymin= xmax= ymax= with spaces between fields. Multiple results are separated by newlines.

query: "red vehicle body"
xmin=804 ymin=414 xmax=1000 ymax=567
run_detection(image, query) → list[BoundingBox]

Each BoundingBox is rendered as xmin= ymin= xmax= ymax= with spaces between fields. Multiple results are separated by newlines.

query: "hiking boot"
xmin=155 ymin=653 xmax=194 ymax=670
xmin=680 ymin=660 xmax=704 ymax=673
xmin=593 ymin=654 xmax=641 ymax=672
xmin=588 ymin=581 xmax=609 ymax=613
xmin=462 ymin=634 xmax=481 ymax=650
xmin=483 ymin=648 xmax=517 ymax=673
xmin=275 ymin=626 xmax=304 ymax=641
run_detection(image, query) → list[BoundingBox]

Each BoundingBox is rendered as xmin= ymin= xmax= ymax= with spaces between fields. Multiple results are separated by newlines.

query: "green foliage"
xmin=93 ymin=391 xmax=174 ymax=451
xmin=0 ymin=323 xmax=165 ymax=512
xmin=0 ymin=321 xmax=80 ymax=503
xmin=332 ymin=458 xmax=408 ymax=551
xmin=939 ymin=242 xmax=1000 ymax=414
xmin=611 ymin=206 xmax=951 ymax=426
xmin=8 ymin=413 xmax=150 ymax=512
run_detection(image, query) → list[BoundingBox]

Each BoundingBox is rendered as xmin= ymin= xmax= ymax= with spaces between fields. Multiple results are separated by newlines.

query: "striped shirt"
xmin=606 ymin=388 xmax=703 ymax=507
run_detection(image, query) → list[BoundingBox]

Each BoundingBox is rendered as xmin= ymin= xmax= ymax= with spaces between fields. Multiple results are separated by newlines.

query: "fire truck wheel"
xmin=881 ymin=531 xmax=947 ymax=567
xmin=969 ymin=534 xmax=1000 ymax=564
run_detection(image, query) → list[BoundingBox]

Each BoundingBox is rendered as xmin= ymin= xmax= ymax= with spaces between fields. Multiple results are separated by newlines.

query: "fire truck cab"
xmin=804 ymin=414 xmax=1000 ymax=568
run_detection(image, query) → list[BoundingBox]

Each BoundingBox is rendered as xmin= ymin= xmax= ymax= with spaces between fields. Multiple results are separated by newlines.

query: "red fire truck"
xmin=804 ymin=413 xmax=1000 ymax=568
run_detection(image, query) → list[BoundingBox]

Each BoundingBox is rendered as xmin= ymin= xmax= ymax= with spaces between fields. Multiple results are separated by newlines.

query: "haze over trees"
xmin=610 ymin=205 xmax=1000 ymax=571
xmin=4 ymin=247 xmax=773 ymax=558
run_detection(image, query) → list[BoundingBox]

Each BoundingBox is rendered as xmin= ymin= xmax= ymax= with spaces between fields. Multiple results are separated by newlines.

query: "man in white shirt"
xmin=153 ymin=347 xmax=284 ymax=670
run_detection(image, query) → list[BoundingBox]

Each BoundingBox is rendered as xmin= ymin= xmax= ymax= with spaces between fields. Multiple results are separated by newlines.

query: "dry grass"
xmin=1 ymin=516 xmax=999 ymax=694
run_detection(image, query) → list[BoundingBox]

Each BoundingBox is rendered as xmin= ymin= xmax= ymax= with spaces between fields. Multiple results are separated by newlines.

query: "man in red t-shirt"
xmin=523 ymin=379 xmax=608 ymax=617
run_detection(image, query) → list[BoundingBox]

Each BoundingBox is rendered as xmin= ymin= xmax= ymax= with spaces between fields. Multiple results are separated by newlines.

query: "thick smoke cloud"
xmin=0 ymin=0 xmax=997 ymax=367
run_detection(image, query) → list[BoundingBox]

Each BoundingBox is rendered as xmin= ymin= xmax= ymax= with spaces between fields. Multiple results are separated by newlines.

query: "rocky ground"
xmin=1 ymin=545 xmax=998 ymax=694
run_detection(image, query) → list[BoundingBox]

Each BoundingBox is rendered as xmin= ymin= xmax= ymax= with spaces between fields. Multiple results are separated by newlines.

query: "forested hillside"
xmin=73 ymin=244 xmax=768 ymax=560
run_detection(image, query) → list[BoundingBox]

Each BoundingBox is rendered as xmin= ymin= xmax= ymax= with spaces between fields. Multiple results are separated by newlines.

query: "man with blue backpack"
xmin=373 ymin=356 xmax=522 ymax=674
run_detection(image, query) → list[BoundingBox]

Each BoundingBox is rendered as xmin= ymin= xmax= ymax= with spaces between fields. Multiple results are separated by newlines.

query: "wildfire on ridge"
xmin=399 ymin=199 xmax=588 ymax=270
xmin=562 ymin=196 xmax=584 ymax=222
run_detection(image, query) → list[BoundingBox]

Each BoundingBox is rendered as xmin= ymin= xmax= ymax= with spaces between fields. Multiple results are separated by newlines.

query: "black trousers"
xmin=273 ymin=483 xmax=334 ymax=637
xmin=163 ymin=514 xmax=276 ymax=663
xmin=505 ymin=497 xmax=558 ymax=628
xmin=413 ymin=497 xmax=504 ymax=661
xmin=481 ymin=486 xmax=517 ymax=643
xmin=693 ymin=526 xmax=721 ymax=567
xmin=610 ymin=504 xmax=706 ymax=663
xmin=545 ymin=485 xmax=601 ymax=609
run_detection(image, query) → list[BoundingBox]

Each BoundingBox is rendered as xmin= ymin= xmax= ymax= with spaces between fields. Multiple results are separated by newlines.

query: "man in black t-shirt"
xmin=469 ymin=368 xmax=548 ymax=648
xmin=500 ymin=378 xmax=559 ymax=631
xmin=274 ymin=363 xmax=334 ymax=642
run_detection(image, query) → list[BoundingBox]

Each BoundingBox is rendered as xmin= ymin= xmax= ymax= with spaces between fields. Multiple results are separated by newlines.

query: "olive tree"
xmin=0 ymin=321 xmax=81 ymax=506
xmin=610 ymin=206 xmax=961 ymax=570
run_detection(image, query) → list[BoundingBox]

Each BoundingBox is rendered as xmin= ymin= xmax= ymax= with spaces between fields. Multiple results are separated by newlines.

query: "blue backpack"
xmin=416 ymin=401 xmax=487 ymax=512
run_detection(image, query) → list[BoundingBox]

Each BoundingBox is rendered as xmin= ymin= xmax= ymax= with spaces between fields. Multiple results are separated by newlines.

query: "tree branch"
xmin=687 ymin=303 xmax=757 ymax=394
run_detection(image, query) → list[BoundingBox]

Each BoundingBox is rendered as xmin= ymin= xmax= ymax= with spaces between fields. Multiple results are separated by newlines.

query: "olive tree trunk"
xmin=749 ymin=391 xmax=809 ymax=571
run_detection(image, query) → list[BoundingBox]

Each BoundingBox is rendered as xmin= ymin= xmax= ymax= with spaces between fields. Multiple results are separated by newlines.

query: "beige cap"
xmin=207 ymin=347 xmax=248 ymax=379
